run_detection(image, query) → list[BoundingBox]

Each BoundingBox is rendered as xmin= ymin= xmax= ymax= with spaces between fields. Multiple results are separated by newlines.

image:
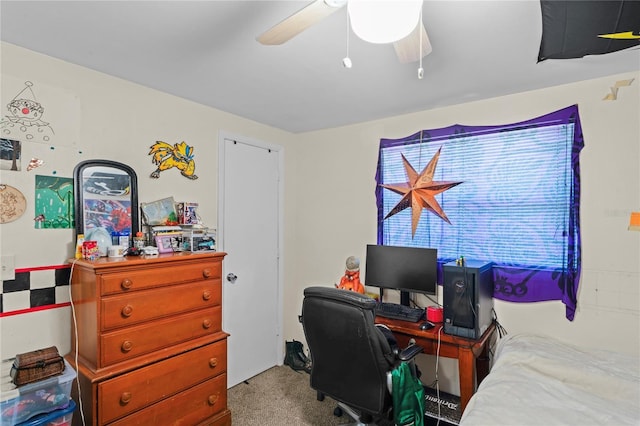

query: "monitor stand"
xmin=378 ymin=289 xmax=412 ymax=307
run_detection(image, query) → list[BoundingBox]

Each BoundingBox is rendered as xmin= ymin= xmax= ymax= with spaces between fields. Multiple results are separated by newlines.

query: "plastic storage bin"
xmin=18 ymin=399 xmax=75 ymax=426
xmin=1 ymin=359 xmax=76 ymax=425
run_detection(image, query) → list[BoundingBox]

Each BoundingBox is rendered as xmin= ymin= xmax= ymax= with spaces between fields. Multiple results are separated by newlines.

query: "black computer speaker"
xmin=443 ymin=260 xmax=494 ymax=339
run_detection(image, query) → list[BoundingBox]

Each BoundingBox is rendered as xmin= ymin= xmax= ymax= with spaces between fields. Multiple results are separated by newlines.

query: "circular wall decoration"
xmin=0 ymin=184 xmax=27 ymax=224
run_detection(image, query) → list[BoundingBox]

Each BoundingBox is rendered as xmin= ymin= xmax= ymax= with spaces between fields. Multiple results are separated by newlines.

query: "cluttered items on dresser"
xmin=141 ymin=196 xmax=216 ymax=253
xmin=9 ymin=346 xmax=65 ymax=386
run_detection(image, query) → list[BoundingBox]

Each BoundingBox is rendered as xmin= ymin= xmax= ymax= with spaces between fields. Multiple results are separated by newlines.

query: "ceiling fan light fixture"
xmin=348 ymin=0 xmax=422 ymax=44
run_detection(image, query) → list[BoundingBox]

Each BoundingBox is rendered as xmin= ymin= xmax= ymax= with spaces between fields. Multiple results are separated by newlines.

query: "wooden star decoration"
xmin=380 ymin=147 xmax=462 ymax=237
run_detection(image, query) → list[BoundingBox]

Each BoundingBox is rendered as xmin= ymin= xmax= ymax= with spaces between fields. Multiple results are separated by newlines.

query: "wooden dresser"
xmin=66 ymin=252 xmax=230 ymax=425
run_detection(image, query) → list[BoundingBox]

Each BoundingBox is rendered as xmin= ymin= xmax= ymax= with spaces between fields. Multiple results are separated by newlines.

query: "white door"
xmin=218 ymin=134 xmax=282 ymax=388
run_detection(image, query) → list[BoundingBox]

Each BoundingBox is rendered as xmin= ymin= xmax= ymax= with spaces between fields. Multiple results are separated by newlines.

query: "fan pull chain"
xmin=343 ymin=10 xmax=352 ymax=68
xmin=418 ymin=3 xmax=424 ymax=79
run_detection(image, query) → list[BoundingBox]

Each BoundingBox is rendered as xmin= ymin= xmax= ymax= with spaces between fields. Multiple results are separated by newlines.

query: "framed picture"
xmin=155 ymin=234 xmax=179 ymax=254
xmin=183 ymin=202 xmax=199 ymax=225
xmin=141 ymin=196 xmax=177 ymax=226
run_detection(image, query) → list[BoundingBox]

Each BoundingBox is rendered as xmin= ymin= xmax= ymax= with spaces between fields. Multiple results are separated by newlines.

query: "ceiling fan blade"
xmin=394 ymin=22 xmax=432 ymax=64
xmin=257 ymin=0 xmax=345 ymax=45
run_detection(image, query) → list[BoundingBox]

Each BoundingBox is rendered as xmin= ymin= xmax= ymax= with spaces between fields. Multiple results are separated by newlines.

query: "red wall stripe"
xmin=0 ymin=302 xmax=71 ymax=318
xmin=14 ymin=264 xmax=71 ymax=273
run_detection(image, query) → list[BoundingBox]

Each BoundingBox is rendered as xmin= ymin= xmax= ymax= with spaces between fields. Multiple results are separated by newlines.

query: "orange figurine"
xmin=337 ymin=256 xmax=365 ymax=294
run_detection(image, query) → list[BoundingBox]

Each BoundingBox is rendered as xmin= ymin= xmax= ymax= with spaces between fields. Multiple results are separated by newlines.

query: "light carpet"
xmin=228 ymin=365 xmax=350 ymax=425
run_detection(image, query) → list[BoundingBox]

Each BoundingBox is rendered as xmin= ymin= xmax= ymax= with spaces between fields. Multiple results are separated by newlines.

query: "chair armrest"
xmin=387 ymin=344 xmax=424 ymax=394
xmin=398 ymin=344 xmax=423 ymax=362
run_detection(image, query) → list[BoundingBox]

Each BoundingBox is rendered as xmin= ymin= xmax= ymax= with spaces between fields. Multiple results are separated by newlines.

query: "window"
xmin=375 ymin=105 xmax=584 ymax=320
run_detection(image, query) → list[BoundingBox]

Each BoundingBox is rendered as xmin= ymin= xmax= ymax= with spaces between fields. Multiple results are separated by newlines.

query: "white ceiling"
xmin=1 ymin=1 xmax=639 ymax=133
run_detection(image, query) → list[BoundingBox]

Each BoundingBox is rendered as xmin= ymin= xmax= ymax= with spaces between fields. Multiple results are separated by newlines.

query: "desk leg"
xmin=475 ymin=339 xmax=492 ymax=386
xmin=458 ymin=348 xmax=475 ymax=413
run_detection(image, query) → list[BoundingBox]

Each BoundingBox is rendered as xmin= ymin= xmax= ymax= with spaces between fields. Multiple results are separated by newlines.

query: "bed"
xmin=459 ymin=333 xmax=640 ymax=425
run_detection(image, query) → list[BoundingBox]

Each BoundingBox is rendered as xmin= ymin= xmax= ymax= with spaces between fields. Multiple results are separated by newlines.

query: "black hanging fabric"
xmin=538 ymin=0 xmax=640 ymax=61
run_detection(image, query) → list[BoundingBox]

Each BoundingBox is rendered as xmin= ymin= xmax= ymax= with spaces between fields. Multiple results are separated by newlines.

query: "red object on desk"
xmin=427 ymin=306 xmax=443 ymax=323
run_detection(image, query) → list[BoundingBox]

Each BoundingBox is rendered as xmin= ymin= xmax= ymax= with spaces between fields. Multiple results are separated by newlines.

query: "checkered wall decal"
xmin=0 ymin=264 xmax=71 ymax=316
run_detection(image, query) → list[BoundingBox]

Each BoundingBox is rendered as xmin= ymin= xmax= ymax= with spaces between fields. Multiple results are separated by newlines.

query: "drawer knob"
xmin=202 ymin=290 xmax=211 ymax=301
xmin=121 ymin=305 xmax=134 ymax=317
xmin=202 ymin=319 xmax=212 ymax=329
xmin=202 ymin=268 xmax=212 ymax=278
xmin=208 ymin=394 xmax=219 ymax=406
xmin=209 ymin=357 xmax=218 ymax=368
xmin=120 ymin=392 xmax=132 ymax=405
xmin=121 ymin=279 xmax=133 ymax=290
xmin=121 ymin=340 xmax=133 ymax=352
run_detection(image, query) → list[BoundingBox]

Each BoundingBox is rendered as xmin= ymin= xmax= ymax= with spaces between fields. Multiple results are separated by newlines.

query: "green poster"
xmin=34 ymin=175 xmax=74 ymax=229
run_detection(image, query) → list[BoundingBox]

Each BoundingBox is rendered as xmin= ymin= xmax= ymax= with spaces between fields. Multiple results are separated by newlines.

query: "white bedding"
xmin=459 ymin=333 xmax=640 ymax=425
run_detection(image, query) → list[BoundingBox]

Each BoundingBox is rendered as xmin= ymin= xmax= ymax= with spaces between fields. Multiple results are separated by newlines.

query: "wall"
xmin=2 ymin=42 xmax=638 ymax=396
xmin=0 ymin=42 xmax=297 ymax=360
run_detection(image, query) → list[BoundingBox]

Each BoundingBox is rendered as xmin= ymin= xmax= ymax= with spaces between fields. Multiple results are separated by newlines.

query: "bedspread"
xmin=459 ymin=333 xmax=640 ymax=425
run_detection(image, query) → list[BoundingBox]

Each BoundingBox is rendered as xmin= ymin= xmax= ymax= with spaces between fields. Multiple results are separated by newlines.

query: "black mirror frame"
xmin=73 ymin=159 xmax=139 ymax=243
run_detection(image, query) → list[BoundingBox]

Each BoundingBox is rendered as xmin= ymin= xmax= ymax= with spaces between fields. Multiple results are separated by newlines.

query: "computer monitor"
xmin=364 ymin=244 xmax=438 ymax=306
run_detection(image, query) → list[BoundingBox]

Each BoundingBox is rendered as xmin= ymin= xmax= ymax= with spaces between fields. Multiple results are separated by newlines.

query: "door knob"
xmin=227 ymin=273 xmax=238 ymax=283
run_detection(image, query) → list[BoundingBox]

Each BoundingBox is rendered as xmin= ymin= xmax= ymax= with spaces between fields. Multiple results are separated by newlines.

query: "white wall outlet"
xmin=1 ymin=255 xmax=15 ymax=280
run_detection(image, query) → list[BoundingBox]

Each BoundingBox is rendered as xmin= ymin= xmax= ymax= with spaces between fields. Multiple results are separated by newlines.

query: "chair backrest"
xmin=301 ymin=286 xmax=394 ymax=416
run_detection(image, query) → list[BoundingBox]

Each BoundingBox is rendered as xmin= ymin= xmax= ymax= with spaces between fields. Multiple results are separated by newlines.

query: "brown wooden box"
xmin=10 ymin=346 xmax=65 ymax=386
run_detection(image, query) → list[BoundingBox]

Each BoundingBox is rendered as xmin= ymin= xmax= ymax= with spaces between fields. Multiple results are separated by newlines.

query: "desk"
xmin=376 ymin=317 xmax=496 ymax=412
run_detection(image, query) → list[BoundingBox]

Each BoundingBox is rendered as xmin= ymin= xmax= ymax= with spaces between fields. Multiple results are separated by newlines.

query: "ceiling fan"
xmin=256 ymin=0 xmax=432 ymax=64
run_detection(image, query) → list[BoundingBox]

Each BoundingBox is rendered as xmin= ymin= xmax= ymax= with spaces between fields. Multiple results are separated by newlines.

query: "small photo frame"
xmin=155 ymin=234 xmax=179 ymax=254
xmin=183 ymin=202 xmax=199 ymax=225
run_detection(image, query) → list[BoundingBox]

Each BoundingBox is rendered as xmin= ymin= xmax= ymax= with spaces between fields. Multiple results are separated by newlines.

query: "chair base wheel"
xmin=333 ymin=406 xmax=343 ymax=417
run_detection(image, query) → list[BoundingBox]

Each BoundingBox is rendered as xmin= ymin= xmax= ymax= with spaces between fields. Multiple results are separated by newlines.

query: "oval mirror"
xmin=73 ymin=160 xmax=139 ymax=251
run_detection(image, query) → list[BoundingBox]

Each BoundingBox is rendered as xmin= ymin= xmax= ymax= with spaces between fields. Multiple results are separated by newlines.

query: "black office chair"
xmin=300 ymin=286 xmax=423 ymax=425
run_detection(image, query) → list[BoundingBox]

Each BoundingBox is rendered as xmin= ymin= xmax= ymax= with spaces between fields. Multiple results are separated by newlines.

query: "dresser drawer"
xmin=108 ymin=373 xmax=228 ymax=426
xmin=101 ymin=307 xmax=221 ymax=366
xmin=100 ymin=261 xmax=221 ymax=295
xmin=98 ymin=339 xmax=226 ymax=424
xmin=101 ymin=281 xmax=221 ymax=331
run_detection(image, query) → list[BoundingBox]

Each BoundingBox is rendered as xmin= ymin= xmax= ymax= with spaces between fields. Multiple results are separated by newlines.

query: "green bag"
xmin=392 ymin=362 xmax=425 ymax=426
